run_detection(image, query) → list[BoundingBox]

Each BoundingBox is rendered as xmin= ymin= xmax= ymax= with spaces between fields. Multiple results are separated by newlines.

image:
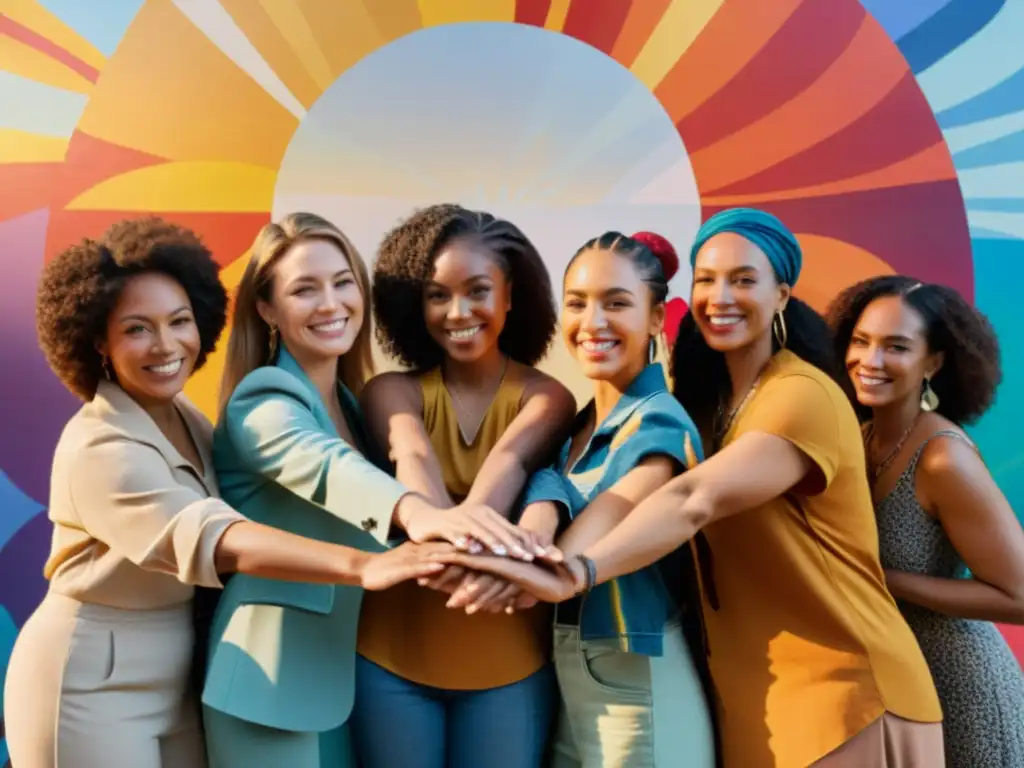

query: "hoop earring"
xmin=268 ymin=324 xmax=279 ymax=361
xmin=921 ymin=376 xmax=939 ymax=412
xmin=772 ymin=310 xmax=788 ymax=349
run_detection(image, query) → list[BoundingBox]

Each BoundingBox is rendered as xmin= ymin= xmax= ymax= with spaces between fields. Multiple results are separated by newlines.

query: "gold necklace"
xmin=713 ymin=357 xmax=774 ymax=448
xmin=445 ymin=357 xmax=509 ymax=444
xmin=864 ymin=412 xmax=921 ymax=482
xmin=714 ymin=376 xmax=761 ymax=449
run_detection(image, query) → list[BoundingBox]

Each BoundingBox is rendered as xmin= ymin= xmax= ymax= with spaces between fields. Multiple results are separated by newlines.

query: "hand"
xmin=518 ymin=501 xmax=561 ymax=548
xmin=405 ymin=500 xmax=541 ymax=561
xmin=358 ymin=542 xmax=451 ymax=591
xmin=437 ymin=572 xmax=522 ymax=614
xmin=433 ymin=552 xmax=583 ymax=604
xmin=418 ymin=565 xmax=467 ymax=595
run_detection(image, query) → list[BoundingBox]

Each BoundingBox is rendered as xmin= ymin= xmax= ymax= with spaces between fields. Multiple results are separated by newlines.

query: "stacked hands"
xmin=359 ymin=500 xmax=582 ymax=613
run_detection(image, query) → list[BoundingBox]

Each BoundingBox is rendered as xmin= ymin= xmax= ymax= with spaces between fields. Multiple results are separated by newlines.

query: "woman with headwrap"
xmin=440 ymin=209 xmax=945 ymax=767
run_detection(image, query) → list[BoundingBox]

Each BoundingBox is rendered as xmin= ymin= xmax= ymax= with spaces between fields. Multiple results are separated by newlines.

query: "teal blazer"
xmin=201 ymin=348 xmax=406 ymax=733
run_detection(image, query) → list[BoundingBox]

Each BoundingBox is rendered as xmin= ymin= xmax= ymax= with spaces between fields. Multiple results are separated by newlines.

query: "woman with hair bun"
xmin=447 ymin=210 xmax=944 ymax=767
xmin=829 ymin=275 xmax=1024 ymax=768
xmin=446 ymin=230 xmax=716 ymax=767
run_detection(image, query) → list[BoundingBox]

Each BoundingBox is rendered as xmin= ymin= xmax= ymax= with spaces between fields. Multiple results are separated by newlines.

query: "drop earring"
xmin=101 ymin=354 xmax=113 ymax=380
xmin=268 ymin=324 xmax=279 ymax=360
xmin=921 ymin=375 xmax=939 ymax=412
xmin=648 ymin=336 xmax=657 ymax=364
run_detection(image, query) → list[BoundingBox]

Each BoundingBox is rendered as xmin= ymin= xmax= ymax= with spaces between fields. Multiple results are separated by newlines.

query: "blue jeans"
xmin=351 ymin=656 xmax=557 ymax=768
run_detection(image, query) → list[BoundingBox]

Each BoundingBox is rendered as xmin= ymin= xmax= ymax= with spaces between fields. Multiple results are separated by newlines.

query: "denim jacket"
xmin=523 ymin=364 xmax=702 ymax=656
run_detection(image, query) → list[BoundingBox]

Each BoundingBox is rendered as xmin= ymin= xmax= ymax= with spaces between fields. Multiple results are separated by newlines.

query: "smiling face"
xmin=258 ymin=238 xmax=364 ymax=368
xmin=846 ymin=294 xmax=943 ymax=410
xmin=690 ymin=232 xmax=789 ymax=353
xmin=561 ymin=248 xmax=664 ymax=388
xmin=423 ymin=236 xmax=511 ymax=364
xmin=100 ymin=272 xmax=200 ymax=407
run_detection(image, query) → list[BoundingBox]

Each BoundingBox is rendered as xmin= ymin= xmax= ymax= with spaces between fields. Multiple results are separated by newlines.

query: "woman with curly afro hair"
xmin=4 ymin=218 xmax=450 ymax=768
xmin=829 ymin=274 xmax=1024 ymax=768
xmin=353 ymin=204 xmax=576 ymax=768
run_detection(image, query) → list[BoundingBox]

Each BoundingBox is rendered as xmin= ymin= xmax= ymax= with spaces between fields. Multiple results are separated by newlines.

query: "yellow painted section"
xmin=0 ymin=127 xmax=67 ymax=163
xmin=77 ymin=0 xmax=297 ymax=166
xmin=1 ymin=0 xmax=106 ymax=70
xmin=258 ymin=0 xmax=340 ymax=91
xmin=543 ymin=0 xmax=572 ymax=31
xmin=631 ymin=0 xmax=724 ymax=89
xmin=0 ymin=34 xmax=93 ymax=94
xmin=417 ymin=0 xmax=516 ymax=27
xmin=66 ymin=162 xmax=277 ymax=212
xmin=183 ymin=249 xmax=253 ymax=421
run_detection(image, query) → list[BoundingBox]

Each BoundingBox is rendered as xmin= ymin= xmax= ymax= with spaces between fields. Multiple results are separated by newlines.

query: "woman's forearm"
xmin=392 ymin=449 xmax=454 ymax=508
xmin=584 ymin=484 xmax=707 ymax=586
xmin=886 ymin=569 xmax=1024 ymax=624
xmin=465 ymin=452 xmax=529 ymax=518
xmin=214 ymin=521 xmax=370 ymax=586
xmin=557 ymin=497 xmax=632 ymax=557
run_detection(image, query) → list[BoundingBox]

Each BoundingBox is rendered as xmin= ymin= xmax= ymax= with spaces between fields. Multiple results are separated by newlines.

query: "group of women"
xmin=3 ymin=204 xmax=1022 ymax=768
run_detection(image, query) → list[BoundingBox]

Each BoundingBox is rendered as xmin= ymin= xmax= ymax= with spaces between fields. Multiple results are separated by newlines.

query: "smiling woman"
xmin=352 ymin=203 xmax=575 ymax=768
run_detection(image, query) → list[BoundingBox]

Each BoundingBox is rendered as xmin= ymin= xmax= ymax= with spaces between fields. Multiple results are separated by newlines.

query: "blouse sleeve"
xmin=68 ymin=435 xmax=246 ymax=588
xmin=737 ymin=374 xmax=842 ymax=492
xmin=605 ymin=406 xmax=703 ymax=480
xmin=224 ymin=370 xmax=407 ymax=546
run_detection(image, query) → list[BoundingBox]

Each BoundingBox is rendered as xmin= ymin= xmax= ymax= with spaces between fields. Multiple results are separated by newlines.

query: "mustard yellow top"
xmin=358 ymin=365 xmax=552 ymax=689
xmin=699 ymin=350 xmax=941 ymax=768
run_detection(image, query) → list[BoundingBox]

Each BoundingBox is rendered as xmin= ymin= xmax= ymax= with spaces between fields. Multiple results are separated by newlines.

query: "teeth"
xmin=312 ymin=319 xmax=346 ymax=332
xmin=581 ymin=339 xmax=616 ymax=352
xmin=148 ymin=360 xmax=182 ymax=375
xmin=448 ymin=326 xmax=481 ymax=340
xmin=859 ymin=375 xmax=888 ymax=386
xmin=709 ymin=316 xmax=742 ymax=327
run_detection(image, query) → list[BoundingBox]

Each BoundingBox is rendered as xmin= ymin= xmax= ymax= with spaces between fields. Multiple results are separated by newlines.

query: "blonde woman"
xmin=200 ymin=213 xmax=537 ymax=768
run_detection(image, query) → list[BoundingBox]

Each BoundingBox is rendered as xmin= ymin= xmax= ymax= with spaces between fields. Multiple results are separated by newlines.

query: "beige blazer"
xmin=44 ymin=380 xmax=245 ymax=608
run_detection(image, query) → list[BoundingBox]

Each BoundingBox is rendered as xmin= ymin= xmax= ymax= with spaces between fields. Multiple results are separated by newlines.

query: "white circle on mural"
xmin=273 ymin=22 xmax=700 ymax=398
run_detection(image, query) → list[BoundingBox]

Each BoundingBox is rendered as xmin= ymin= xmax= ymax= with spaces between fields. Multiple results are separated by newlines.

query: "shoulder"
xmin=760 ymin=354 xmax=848 ymax=412
xmin=58 ymin=399 xmax=140 ymax=456
xmin=917 ymin=426 xmax=979 ymax=480
xmin=614 ymin=391 xmax=696 ymax=447
xmin=362 ymin=370 xmax=422 ymax=403
xmin=520 ymin=367 xmax=576 ymax=408
xmin=228 ymin=366 xmax=316 ymax=410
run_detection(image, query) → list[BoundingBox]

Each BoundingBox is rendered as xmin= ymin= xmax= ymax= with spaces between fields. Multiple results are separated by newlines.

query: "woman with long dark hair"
xmin=442 ymin=230 xmax=715 ymax=766
xmin=829 ymin=275 xmax=1024 ymax=767
xmin=443 ymin=209 xmax=944 ymax=767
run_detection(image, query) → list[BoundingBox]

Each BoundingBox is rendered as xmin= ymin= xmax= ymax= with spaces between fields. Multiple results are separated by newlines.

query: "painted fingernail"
xmin=535 ymin=545 xmax=548 ymax=556
xmin=455 ymin=537 xmax=468 ymax=549
xmin=466 ymin=605 xmax=478 ymax=614
xmin=491 ymin=544 xmax=507 ymax=556
xmin=469 ymin=541 xmax=483 ymax=554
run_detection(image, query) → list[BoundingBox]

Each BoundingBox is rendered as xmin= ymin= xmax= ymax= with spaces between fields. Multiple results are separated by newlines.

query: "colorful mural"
xmin=1 ymin=1 xmax=1020 ymax=761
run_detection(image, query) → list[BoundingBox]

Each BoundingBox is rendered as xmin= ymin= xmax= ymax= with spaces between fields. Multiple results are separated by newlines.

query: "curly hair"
xmin=372 ymin=204 xmax=557 ymax=369
xmin=36 ymin=217 xmax=228 ymax=401
xmin=827 ymin=275 xmax=1001 ymax=425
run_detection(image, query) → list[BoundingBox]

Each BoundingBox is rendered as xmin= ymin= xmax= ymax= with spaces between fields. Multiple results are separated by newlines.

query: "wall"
xmin=1 ymin=1 xmax=1020 ymax=760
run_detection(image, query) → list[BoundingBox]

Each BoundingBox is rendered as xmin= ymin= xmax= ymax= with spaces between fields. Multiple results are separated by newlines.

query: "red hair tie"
xmin=631 ymin=231 xmax=679 ymax=281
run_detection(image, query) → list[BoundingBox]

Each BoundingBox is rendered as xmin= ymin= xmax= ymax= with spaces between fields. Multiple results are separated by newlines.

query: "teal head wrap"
xmin=689 ymin=208 xmax=802 ymax=286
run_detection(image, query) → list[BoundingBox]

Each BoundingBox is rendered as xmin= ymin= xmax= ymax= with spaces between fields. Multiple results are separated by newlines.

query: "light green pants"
xmin=551 ymin=623 xmax=716 ymax=767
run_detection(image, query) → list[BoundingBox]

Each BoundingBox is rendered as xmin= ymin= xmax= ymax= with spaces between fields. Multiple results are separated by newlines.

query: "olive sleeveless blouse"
xmin=357 ymin=365 xmax=552 ymax=689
